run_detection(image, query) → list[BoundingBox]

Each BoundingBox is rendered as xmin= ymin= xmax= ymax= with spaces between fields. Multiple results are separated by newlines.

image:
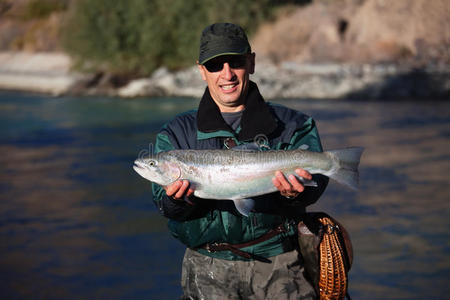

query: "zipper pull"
xmin=224 ymin=137 xmax=237 ymax=149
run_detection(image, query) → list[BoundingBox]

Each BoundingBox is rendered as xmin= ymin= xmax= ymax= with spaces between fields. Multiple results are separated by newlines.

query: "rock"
xmin=117 ymin=61 xmax=449 ymax=100
xmin=118 ymin=78 xmax=162 ymax=98
xmin=151 ymin=67 xmax=171 ymax=79
xmin=0 ymin=51 xmax=83 ymax=96
xmin=0 ymin=51 xmax=70 ymax=73
xmin=117 ymin=66 xmax=205 ymax=98
xmin=253 ymin=62 xmax=450 ymax=100
xmin=0 ymin=51 xmax=448 ymax=99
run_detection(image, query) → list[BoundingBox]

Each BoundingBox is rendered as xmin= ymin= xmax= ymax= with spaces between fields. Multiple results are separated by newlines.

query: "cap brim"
xmin=199 ymin=46 xmax=249 ymax=65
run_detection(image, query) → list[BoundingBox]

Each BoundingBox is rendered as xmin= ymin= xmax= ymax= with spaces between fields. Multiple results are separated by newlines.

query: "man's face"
xmin=198 ymin=53 xmax=255 ymax=112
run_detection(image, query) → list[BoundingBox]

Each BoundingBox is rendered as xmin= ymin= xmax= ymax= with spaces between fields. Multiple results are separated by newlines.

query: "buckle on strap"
xmin=205 ymin=242 xmax=220 ymax=253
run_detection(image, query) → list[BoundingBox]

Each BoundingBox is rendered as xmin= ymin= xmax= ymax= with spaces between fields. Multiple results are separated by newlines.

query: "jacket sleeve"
xmin=285 ymin=117 xmax=329 ymax=207
xmin=151 ymin=131 xmax=200 ymax=221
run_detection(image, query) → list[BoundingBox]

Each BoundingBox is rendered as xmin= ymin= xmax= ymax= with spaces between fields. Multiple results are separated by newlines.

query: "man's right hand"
xmin=164 ymin=180 xmax=195 ymax=201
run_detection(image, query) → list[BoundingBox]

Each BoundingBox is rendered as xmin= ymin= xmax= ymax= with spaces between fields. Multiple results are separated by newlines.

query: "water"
xmin=0 ymin=91 xmax=449 ymax=299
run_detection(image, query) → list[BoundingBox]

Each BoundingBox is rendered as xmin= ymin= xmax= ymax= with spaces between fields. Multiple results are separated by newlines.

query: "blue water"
xmin=1 ymin=91 xmax=449 ymax=299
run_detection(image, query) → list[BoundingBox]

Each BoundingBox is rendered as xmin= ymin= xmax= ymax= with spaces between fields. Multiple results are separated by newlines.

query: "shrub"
xmin=62 ymin=0 xmax=273 ymax=77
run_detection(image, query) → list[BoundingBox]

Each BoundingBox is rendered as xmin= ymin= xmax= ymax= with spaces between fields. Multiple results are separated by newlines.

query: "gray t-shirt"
xmin=221 ymin=110 xmax=244 ymax=132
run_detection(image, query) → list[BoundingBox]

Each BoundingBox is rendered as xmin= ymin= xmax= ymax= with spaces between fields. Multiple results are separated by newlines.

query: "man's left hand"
xmin=272 ymin=168 xmax=312 ymax=199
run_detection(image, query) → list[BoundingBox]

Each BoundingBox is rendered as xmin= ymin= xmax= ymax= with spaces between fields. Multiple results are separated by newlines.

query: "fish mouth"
xmin=133 ymin=160 xmax=146 ymax=172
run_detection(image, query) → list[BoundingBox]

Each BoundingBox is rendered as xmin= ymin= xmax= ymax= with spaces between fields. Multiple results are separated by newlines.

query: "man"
xmin=152 ymin=23 xmax=328 ymax=299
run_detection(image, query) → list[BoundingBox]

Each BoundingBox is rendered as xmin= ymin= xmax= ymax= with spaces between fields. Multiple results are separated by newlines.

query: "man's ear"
xmin=248 ymin=53 xmax=255 ymax=75
xmin=197 ymin=61 xmax=207 ymax=81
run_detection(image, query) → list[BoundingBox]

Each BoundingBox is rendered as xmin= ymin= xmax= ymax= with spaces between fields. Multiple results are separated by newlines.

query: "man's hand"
xmin=272 ymin=168 xmax=312 ymax=198
xmin=164 ymin=180 xmax=195 ymax=201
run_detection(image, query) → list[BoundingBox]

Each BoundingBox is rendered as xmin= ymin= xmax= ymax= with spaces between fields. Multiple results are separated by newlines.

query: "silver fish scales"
xmin=133 ymin=147 xmax=364 ymax=216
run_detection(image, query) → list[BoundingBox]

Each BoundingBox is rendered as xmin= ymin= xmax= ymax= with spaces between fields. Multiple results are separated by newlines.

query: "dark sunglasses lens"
xmin=204 ymin=56 xmax=247 ymax=72
xmin=229 ymin=56 xmax=247 ymax=69
xmin=204 ymin=61 xmax=223 ymax=72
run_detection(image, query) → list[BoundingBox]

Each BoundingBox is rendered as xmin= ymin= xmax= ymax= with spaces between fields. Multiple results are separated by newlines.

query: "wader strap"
xmin=198 ymin=224 xmax=287 ymax=263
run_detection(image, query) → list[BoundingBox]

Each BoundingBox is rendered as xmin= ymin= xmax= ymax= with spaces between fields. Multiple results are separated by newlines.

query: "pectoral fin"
xmin=232 ymin=198 xmax=255 ymax=217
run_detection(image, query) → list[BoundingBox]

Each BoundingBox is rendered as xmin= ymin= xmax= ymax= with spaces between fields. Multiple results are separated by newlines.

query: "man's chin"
xmin=221 ymin=95 xmax=242 ymax=105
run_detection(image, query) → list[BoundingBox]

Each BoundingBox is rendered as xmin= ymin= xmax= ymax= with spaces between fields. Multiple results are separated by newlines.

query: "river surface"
xmin=0 ymin=91 xmax=449 ymax=299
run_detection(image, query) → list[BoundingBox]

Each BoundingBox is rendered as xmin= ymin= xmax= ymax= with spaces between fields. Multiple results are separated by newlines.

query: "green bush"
xmin=62 ymin=0 xmax=273 ymax=77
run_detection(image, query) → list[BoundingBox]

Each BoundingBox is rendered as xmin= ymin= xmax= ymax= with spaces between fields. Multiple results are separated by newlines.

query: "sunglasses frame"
xmin=203 ymin=55 xmax=249 ymax=73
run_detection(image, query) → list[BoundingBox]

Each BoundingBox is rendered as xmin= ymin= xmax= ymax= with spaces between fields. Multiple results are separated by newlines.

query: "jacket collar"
xmin=197 ymin=81 xmax=278 ymax=141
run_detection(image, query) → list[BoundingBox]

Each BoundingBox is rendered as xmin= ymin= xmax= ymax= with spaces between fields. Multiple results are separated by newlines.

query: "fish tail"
xmin=328 ymin=147 xmax=364 ymax=190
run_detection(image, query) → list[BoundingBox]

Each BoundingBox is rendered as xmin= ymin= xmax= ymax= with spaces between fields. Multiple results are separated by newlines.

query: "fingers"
xmin=273 ymin=171 xmax=303 ymax=197
xmin=274 ymin=171 xmax=292 ymax=191
xmin=174 ymin=180 xmax=190 ymax=199
xmin=165 ymin=180 xmax=193 ymax=200
xmin=288 ymin=174 xmax=305 ymax=193
xmin=186 ymin=186 xmax=195 ymax=197
xmin=272 ymin=169 xmax=312 ymax=196
xmin=272 ymin=174 xmax=283 ymax=192
xmin=164 ymin=180 xmax=181 ymax=197
xmin=295 ymin=168 xmax=312 ymax=180
xmin=289 ymin=168 xmax=312 ymax=193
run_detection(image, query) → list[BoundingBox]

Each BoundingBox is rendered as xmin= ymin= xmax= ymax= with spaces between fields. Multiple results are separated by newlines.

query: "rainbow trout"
xmin=133 ymin=147 xmax=364 ymax=216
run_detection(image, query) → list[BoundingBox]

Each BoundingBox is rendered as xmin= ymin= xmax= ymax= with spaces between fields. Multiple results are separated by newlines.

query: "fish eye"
xmin=148 ymin=160 xmax=157 ymax=167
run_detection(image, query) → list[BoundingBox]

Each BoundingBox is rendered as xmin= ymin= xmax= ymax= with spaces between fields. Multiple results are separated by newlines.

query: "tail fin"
xmin=328 ymin=147 xmax=364 ymax=190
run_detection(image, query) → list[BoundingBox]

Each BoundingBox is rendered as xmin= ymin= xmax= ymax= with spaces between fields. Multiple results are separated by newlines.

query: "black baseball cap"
xmin=198 ymin=23 xmax=251 ymax=65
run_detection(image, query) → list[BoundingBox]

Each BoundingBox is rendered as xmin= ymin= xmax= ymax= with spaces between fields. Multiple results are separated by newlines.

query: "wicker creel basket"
xmin=298 ymin=213 xmax=353 ymax=300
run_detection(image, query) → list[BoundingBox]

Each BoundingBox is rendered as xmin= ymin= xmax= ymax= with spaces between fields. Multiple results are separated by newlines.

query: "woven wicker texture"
xmin=318 ymin=217 xmax=348 ymax=300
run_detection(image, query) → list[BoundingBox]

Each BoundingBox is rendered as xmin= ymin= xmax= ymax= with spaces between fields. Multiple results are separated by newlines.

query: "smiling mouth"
xmin=220 ymin=83 xmax=239 ymax=92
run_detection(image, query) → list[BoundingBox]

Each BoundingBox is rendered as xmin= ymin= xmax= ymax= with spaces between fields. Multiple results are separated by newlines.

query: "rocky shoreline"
xmin=0 ymin=52 xmax=449 ymax=100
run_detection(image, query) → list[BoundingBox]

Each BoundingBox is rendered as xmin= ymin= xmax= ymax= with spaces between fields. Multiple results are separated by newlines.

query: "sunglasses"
xmin=203 ymin=55 xmax=248 ymax=73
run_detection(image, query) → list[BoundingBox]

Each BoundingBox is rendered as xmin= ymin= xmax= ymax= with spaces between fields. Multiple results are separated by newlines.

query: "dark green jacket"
xmin=152 ymin=81 xmax=328 ymax=260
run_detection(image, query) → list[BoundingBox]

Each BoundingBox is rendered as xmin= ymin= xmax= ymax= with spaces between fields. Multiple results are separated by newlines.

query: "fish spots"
xmin=186 ymin=165 xmax=199 ymax=176
xmin=219 ymin=166 xmax=230 ymax=173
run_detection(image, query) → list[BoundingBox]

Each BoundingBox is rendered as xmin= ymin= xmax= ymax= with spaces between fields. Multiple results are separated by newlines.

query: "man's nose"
xmin=221 ymin=63 xmax=234 ymax=80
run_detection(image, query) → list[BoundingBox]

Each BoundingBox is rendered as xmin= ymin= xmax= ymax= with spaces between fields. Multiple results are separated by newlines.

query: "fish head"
xmin=133 ymin=155 xmax=181 ymax=186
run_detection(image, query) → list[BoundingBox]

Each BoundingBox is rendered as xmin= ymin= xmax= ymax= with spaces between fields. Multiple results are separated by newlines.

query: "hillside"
xmin=0 ymin=0 xmax=449 ymax=98
xmin=1 ymin=0 xmax=448 ymax=66
xmin=0 ymin=0 xmax=67 ymax=51
xmin=252 ymin=0 xmax=449 ymax=67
